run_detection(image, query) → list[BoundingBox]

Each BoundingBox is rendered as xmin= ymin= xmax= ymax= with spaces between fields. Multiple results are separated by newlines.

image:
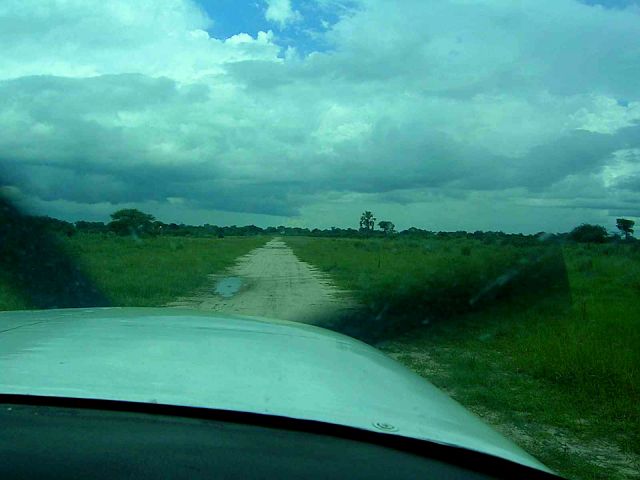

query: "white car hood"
xmin=0 ymin=307 xmax=552 ymax=474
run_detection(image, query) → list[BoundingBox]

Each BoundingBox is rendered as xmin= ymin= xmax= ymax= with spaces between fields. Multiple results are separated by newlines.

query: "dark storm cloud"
xmin=1 ymin=69 xmax=638 ymax=218
xmin=300 ymin=123 xmax=640 ymax=196
xmin=504 ymin=124 xmax=640 ymax=189
xmin=613 ymin=175 xmax=640 ymax=191
xmin=1 ymin=159 xmax=301 ymax=216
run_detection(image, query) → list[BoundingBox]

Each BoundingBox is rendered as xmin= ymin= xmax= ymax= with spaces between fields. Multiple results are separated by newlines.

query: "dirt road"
xmin=169 ymin=238 xmax=357 ymax=325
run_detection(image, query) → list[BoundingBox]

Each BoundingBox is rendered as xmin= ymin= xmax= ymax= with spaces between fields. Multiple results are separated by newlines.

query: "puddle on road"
xmin=214 ymin=277 xmax=243 ymax=298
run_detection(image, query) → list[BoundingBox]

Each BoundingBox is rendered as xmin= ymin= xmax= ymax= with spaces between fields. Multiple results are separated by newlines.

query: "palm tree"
xmin=359 ymin=211 xmax=376 ymax=232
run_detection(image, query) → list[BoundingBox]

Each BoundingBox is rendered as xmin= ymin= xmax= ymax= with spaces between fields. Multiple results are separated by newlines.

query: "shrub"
xmin=568 ymin=224 xmax=608 ymax=243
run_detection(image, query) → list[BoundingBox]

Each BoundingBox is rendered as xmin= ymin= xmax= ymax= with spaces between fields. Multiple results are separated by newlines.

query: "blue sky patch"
xmin=194 ymin=0 xmax=354 ymax=55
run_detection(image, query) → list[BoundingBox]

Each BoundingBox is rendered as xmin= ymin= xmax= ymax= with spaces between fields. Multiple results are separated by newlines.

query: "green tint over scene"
xmin=1 ymin=1 xmax=640 ymax=479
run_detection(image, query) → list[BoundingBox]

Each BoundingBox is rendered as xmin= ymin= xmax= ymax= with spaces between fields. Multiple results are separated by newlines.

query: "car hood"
xmin=0 ymin=307 xmax=551 ymax=473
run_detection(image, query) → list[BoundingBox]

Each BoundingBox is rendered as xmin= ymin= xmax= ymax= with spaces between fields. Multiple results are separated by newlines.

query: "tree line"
xmin=21 ymin=208 xmax=637 ymax=243
xmin=567 ymin=219 xmax=635 ymax=243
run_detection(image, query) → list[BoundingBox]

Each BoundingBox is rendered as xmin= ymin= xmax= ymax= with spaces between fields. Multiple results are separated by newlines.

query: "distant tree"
xmin=568 ymin=224 xmax=608 ymax=243
xmin=108 ymin=209 xmax=156 ymax=237
xmin=242 ymin=225 xmax=264 ymax=236
xmin=151 ymin=221 xmax=167 ymax=236
xmin=359 ymin=211 xmax=376 ymax=233
xmin=75 ymin=221 xmax=107 ymax=234
xmin=616 ymin=218 xmax=635 ymax=240
xmin=31 ymin=216 xmax=76 ymax=237
xmin=378 ymin=220 xmax=395 ymax=235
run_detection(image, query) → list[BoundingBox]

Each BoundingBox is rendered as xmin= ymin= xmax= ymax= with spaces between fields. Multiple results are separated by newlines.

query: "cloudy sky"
xmin=1 ymin=0 xmax=639 ymax=233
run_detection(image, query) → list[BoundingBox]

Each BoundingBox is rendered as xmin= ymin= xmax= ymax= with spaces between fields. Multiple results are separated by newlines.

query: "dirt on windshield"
xmin=168 ymin=238 xmax=358 ymax=325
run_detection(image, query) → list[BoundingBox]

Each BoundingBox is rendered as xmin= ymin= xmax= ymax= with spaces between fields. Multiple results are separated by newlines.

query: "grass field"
xmin=286 ymin=237 xmax=640 ymax=480
xmin=0 ymin=234 xmax=267 ymax=310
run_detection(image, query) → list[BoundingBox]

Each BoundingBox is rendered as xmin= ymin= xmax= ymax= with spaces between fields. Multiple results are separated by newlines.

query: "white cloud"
xmin=264 ymin=0 xmax=302 ymax=28
xmin=0 ymin=0 xmax=639 ymax=230
xmin=0 ymin=0 xmax=281 ymax=82
xmin=569 ymin=96 xmax=640 ymax=134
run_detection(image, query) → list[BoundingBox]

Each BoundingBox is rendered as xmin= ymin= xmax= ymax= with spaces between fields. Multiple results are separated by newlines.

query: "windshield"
xmin=0 ymin=1 xmax=638 ymax=478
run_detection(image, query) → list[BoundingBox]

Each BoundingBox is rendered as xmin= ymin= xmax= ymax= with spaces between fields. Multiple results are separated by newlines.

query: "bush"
xmin=568 ymin=224 xmax=608 ymax=243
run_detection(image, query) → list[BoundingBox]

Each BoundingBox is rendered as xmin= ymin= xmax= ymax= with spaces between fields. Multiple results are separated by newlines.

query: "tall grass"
xmin=0 ymin=275 xmax=29 ymax=310
xmin=508 ymin=244 xmax=640 ymax=422
xmin=286 ymin=236 xmax=569 ymax=340
xmin=0 ymin=234 xmax=267 ymax=309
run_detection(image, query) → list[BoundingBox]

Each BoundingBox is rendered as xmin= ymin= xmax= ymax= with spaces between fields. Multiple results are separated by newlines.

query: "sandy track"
xmin=169 ymin=238 xmax=357 ymax=325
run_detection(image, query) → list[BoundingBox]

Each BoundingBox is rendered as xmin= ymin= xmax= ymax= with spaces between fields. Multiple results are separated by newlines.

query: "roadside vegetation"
xmin=65 ymin=234 xmax=267 ymax=307
xmin=0 ymin=205 xmax=268 ymax=310
xmin=286 ymin=235 xmax=640 ymax=480
xmin=0 ymin=234 xmax=266 ymax=310
xmin=285 ymin=235 xmax=570 ymax=340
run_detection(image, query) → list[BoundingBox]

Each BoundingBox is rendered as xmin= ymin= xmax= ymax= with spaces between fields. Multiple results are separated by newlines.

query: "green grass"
xmin=0 ymin=275 xmax=30 ymax=310
xmin=0 ymin=234 xmax=267 ymax=309
xmin=286 ymin=237 xmax=640 ymax=480
xmin=286 ymin=236 xmax=569 ymax=339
